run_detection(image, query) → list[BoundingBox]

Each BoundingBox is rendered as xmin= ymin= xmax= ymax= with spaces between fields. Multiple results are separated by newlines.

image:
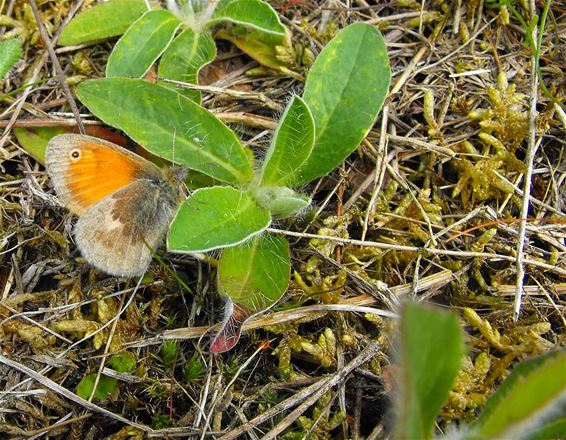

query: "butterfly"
xmin=46 ymin=134 xmax=186 ymax=277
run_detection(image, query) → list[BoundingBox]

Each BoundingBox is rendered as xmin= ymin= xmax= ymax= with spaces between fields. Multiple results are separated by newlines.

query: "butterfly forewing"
xmin=46 ymin=134 xmax=160 ymax=215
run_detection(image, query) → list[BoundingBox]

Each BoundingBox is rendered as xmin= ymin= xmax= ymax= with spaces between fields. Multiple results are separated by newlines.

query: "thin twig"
xmin=28 ymin=0 xmax=85 ymax=134
xmin=513 ymin=0 xmax=541 ymax=321
xmin=362 ymin=105 xmax=389 ymax=240
xmin=160 ymin=78 xmax=282 ymax=111
xmin=0 ymin=0 xmax=86 ymax=151
xmin=0 ymin=119 xmax=100 ymax=128
xmin=267 ymin=227 xmax=566 ymax=276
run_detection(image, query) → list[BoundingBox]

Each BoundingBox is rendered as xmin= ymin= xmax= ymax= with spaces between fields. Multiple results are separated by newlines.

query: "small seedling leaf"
xmin=467 ymin=348 xmax=566 ymax=440
xmin=0 ymin=39 xmax=22 ymax=79
xmin=160 ymin=341 xmax=178 ymax=367
xmin=394 ymin=302 xmax=465 ymax=440
xmin=108 ymin=352 xmax=136 ymax=373
xmin=218 ymin=233 xmax=290 ymax=312
xmin=295 ymin=23 xmax=390 ymax=185
xmin=76 ymin=374 xmax=118 ymax=401
xmin=59 ymin=0 xmax=149 ymax=46
xmin=158 ymin=27 xmax=216 ymax=102
xmin=210 ymin=0 xmax=286 ymax=36
xmin=76 ymin=78 xmax=253 ymax=184
xmin=254 ymin=186 xmax=310 ymax=217
xmin=260 ymin=96 xmax=315 ymax=186
xmin=168 ymin=186 xmax=270 ymax=253
xmin=106 ymin=10 xmax=181 ymax=78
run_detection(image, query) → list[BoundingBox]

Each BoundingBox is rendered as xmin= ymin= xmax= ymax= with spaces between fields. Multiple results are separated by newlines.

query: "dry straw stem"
xmin=0 ymin=0 xmax=86 ymax=151
xmin=28 ymin=0 xmax=85 ymax=135
xmin=160 ymin=78 xmax=283 ymax=111
xmin=218 ymin=341 xmax=381 ymax=440
xmin=133 ymin=269 xmax=453 ymax=346
xmin=268 ymin=228 xmax=566 ymax=276
xmin=513 ymin=0 xmax=542 ymax=321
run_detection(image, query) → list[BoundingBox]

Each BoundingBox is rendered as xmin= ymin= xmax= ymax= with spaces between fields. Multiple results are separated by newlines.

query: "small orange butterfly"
xmin=46 ymin=134 xmax=186 ymax=277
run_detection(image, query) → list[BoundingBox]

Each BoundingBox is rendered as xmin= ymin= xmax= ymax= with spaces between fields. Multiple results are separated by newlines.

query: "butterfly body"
xmin=46 ymin=134 xmax=185 ymax=277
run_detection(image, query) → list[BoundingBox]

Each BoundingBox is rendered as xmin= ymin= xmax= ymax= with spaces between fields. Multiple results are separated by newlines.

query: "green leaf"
xmin=108 ymin=352 xmax=136 ymax=373
xmin=254 ymin=186 xmax=310 ymax=217
xmin=522 ymin=418 xmax=566 ymax=440
xmin=215 ymin=27 xmax=288 ymax=72
xmin=218 ymin=233 xmax=290 ymax=312
xmin=76 ymin=78 xmax=253 ymax=185
xmin=76 ymin=374 xmax=118 ymax=401
xmin=158 ymin=28 xmax=216 ymax=102
xmin=295 ymin=22 xmax=390 ymax=185
xmin=59 ymin=0 xmax=149 ymax=46
xmin=14 ymin=127 xmax=67 ymax=163
xmin=260 ymin=96 xmax=315 ymax=186
xmin=211 ymin=233 xmax=290 ymax=353
xmin=210 ymin=0 xmax=286 ymax=36
xmin=106 ymin=10 xmax=181 ymax=78
xmin=168 ymin=186 xmax=270 ymax=252
xmin=468 ymin=348 xmax=566 ymax=440
xmin=394 ymin=303 xmax=465 ymax=440
xmin=0 ymin=39 xmax=22 ymax=79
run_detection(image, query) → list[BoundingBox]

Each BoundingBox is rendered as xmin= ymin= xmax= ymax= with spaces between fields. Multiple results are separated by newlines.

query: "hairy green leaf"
xmin=394 ymin=303 xmax=465 ymax=440
xmin=522 ymin=418 xmax=566 ymax=440
xmin=218 ymin=233 xmax=290 ymax=312
xmin=260 ymin=96 xmax=314 ymax=186
xmin=254 ymin=186 xmax=310 ymax=217
xmin=468 ymin=349 xmax=566 ymax=440
xmin=59 ymin=0 xmax=149 ymax=46
xmin=14 ymin=127 xmax=66 ymax=163
xmin=158 ymin=28 xmax=216 ymax=102
xmin=295 ymin=23 xmax=390 ymax=185
xmin=168 ymin=187 xmax=270 ymax=252
xmin=210 ymin=0 xmax=285 ymax=36
xmin=106 ymin=10 xmax=181 ymax=78
xmin=0 ymin=39 xmax=22 ymax=79
xmin=77 ymin=79 xmax=253 ymax=184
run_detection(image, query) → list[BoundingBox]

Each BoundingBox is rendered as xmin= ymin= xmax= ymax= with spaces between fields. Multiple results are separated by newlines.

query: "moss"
xmin=450 ymin=72 xmax=529 ymax=205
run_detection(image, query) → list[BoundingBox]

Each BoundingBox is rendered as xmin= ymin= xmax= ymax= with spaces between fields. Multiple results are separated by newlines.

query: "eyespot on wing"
xmin=46 ymin=134 xmax=159 ymax=214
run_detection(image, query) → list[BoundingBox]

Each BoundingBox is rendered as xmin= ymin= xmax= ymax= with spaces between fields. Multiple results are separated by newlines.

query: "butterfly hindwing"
xmin=74 ymin=180 xmax=175 ymax=277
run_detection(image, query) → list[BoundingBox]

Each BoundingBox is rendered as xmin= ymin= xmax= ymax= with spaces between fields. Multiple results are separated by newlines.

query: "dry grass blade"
xmin=218 ymin=341 xmax=382 ymax=440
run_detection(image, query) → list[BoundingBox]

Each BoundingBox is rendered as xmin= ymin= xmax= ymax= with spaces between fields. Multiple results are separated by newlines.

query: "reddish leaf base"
xmin=209 ymin=302 xmax=251 ymax=353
